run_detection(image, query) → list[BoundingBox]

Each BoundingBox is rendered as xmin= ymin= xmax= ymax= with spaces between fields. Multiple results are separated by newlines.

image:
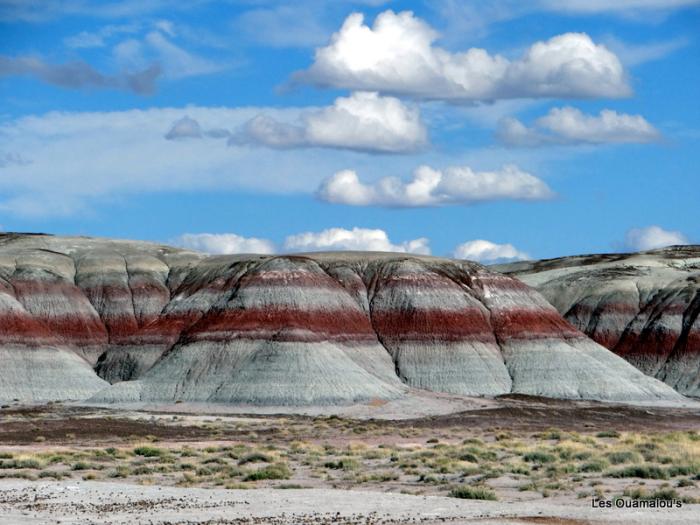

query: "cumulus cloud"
xmin=173 ymin=228 xmax=431 ymax=256
xmin=453 ymin=239 xmax=530 ymax=263
xmin=624 ymin=226 xmax=689 ymax=251
xmin=175 ymin=233 xmax=276 ymax=255
xmin=233 ymin=92 xmax=427 ymax=153
xmin=283 ymin=227 xmax=430 ymax=254
xmin=0 ymin=55 xmax=160 ymax=94
xmin=294 ymin=10 xmax=629 ymax=101
xmin=317 ymin=164 xmax=553 ymax=207
xmin=498 ymin=107 xmax=660 ymax=147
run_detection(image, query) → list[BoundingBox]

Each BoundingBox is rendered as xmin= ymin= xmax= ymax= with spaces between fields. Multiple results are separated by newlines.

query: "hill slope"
xmin=0 ymin=234 xmax=682 ymax=404
xmin=495 ymin=246 xmax=700 ymax=396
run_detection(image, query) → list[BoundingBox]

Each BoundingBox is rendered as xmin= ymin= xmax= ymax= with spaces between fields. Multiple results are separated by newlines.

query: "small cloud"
xmin=317 ymin=164 xmax=554 ymax=207
xmin=174 ymin=233 xmax=276 ymax=255
xmin=624 ymin=225 xmax=689 ymax=251
xmin=232 ymin=91 xmax=427 ymax=153
xmin=498 ymin=106 xmax=660 ymax=147
xmin=164 ymin=116 xmax=202 ymax=140
xmin=0 ymin=152 xmax=31 ymax=168
xmin=283 ymin=227 xmax=430 ymax=255
xmin=453 ymin=239 xmax=530 ymax=263
xmin=0 ymin=55 xmax=160 ymax=94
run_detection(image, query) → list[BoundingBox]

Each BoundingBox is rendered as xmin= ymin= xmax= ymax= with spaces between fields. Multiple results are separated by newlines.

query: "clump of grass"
xmin=596 ymin=430 xmax=621 ymax=439
xmin=605 ymin=451 xmax=641 ymax=465
xmin=608 ymin=465 xmax=668 ymax=480
xmin=523 ymin=451 xmax=556 ymax=464
xmin=38 ymin=470 xmax=69 ymax=480
xmin=623 ymin=486 xmax=679 ymax=500
xmin=238 ymin=452 xmax=272 ymax=465
xmin=133 ymin=446 xmax=164 ymax=458
xmin=323 ymin=458 xmax=359 ymax=471
xmin=449 ymin=485 xmax=497 ymax=500
xmin=243 ymin=463 xmax=291 ymax=481
xmin=578 ymin=459 xmax=608 ymax=473
xmin=0 ymin=458 xmax=42 ymax=469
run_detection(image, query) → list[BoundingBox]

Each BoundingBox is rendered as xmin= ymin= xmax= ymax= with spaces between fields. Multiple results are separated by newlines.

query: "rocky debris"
xmin=495 ymin=245 xmax=700 ymax=396
xmin=0 ymin=233 xmax=683 ymax=404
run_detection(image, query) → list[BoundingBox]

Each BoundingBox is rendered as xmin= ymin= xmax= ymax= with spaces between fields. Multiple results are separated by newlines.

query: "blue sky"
xmin=0 ymin=0 xmax=698 ymax=261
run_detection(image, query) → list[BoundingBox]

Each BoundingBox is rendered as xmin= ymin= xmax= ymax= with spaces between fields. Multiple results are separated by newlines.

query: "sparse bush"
xmin=238 ymin=452 xmax=272 ymax=465
xmin=133 ymin=446 xmax=163 ymax=458
xmin=523 ymin=451 xmax=556 ymax=464
xmin=608 ymin=465 xmax=668 ymax=480
xmin=606 ymin=451 xmax=641 ymax=465
xmin=243 ymin=463 xmax=291 ymax=481
xmin=596 ymin=431 xmax=621 ymax=438
xmin=449 ymin=485 xmax=497 ymax=500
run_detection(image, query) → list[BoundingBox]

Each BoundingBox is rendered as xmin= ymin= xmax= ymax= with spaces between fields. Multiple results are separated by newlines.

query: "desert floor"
xmin=1 ymin=396 xmax=699 ymax=524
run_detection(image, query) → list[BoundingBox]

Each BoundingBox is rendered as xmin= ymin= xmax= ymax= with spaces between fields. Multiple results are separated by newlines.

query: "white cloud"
xmin=453 ymin=239 xmax=529 ymax=263
xmin=317 ymin=164 xmax=553 ymax=207
xmin=624 ymin=226 xmax=689 ymax=251
xmin=175 ymin=233 xmax=276 ymax=255
xmin=498 ymin=107 xmax=660 ymax=147
xmin=295 ymin=10 xmax=630 ymax=101
xmin=233 ymin=92 xmax=427 ymax=153
xmin=283 ymin=227 xmax=430 ymax=254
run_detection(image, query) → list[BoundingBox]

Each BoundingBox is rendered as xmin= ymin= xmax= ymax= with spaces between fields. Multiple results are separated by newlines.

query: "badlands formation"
xmin=495 ymin=246 xmax=700 ymax=397
xmin=0 ymin=233 xmax=683 ymax=405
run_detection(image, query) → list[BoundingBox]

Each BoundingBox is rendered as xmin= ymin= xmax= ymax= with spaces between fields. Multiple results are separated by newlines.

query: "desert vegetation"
xmin=1 ymin=410 xmax=698 ymax=504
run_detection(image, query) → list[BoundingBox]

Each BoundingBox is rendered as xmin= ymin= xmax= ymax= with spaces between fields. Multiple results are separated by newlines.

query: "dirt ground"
xmin=1 ymin=397 xmax=699 ymax=524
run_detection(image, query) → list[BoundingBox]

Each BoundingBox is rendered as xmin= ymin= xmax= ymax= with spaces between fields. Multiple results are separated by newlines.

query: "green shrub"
xmin=579 ymin=460 xmax=608 ymax=473
xmin=623 ymin=486 xmax=679 ymax=500
xmin=133 ymin=446 xmax=163 ymax=458
xmin=243 ymin=463 xmax=291 ymax=481
xmin=608 ymin=465 xmax=668 ymax=480
xmin=596 ymin=430 xmax=621 ymax=438
xmin=449 ymin=485 xmax=497 ymax=500
xmin=606 ymin=451 xmax=641 ymax=465
xmin=523 ymin=451 xmax=556 ymax=463
xmin=238 ymin=452 xmax=272 ymax=465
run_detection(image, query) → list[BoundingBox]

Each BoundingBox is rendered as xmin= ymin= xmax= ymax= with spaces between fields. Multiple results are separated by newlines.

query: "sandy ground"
xmin=2 ymin=397 xmax=699 ymax=524
xmin=0 ymin=479 xmax=698 ymax=525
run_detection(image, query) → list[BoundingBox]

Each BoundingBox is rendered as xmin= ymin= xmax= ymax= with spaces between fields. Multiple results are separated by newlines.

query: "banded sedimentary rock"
xmin=495 ymin=246 xmax=700 ymax=396
xmin=0 ymin=233 xmax=683 ymax=404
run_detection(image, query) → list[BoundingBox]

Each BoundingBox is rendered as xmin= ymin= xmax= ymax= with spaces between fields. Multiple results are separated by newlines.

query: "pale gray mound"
xmin=92 ymin=340 xmax=405 ymax=405
xmin=501 ymin=338 xmax=684 ymax=402
xmin=0 ymin=345 xmax=108 ymax=402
